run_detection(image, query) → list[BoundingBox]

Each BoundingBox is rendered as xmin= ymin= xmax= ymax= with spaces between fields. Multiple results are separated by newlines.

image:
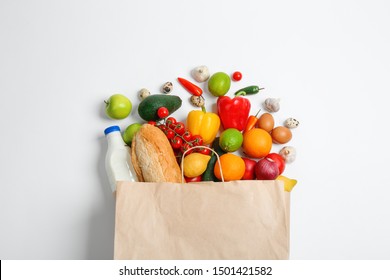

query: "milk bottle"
xmin=104 ymin=126 xmax=137 ymax=192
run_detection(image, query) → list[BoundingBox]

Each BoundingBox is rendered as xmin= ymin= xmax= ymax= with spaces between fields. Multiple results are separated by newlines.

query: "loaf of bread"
xmin=131 ymin=124 xmax=182 ymax=183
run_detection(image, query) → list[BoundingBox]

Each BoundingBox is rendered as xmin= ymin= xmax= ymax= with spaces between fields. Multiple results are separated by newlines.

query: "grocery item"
xmin=190 ymin=95 xmax=205 ymax=108
xmin=243 ymin=108 xmax=261 ymax=133
xmin=104 ymin=94 xmax=132 ymax=120
xmin=265 ymin=153 xmax=286 ymax=175
xmin=177 ymin=77 xmax=203 ymax=96
xmin=202 ymin=137 xmax=226 ymax=182
xmin=219 ymin=128 xmax=243 ymax=152
xmin=276 ymin=175 xmax=297 ymax=192
xmin=232 ymin=71 xmax=242 ymax=81
xmin=122 ymin=123 xmax=142 ymax=145
xmin=264 ymin=98 xmax=280 ymax=112
xmin=234 ymin=85 xmax=264 ymax=96
xmin=131 ymin=124 xmax=181 ymax=183
xmin=183 ymin=153 xmax=211 ymax=178
xmin=214 ymin=153 xmax=245 ymax=181
xmin=104 ymin=125 xmax=137 ymax=192
xmin=208 ymin=72 xmax=231 ymax=96
xmin=284 ymin=118 xmax=300 ymax=128
xmin=186 ymin=110 xmax=220 ymax=145
xmin=255 ymin=158 xmax=279 ymax=180
xmin=138 ymin=94 xmax=182 ymax=121
xmin=217 ymin=95 xmax=251 ymax=131
xmin=257 ymin=112 xmax=274 ymax=132
xmin=279 ymin=146 xmax=296 ymax=163
xmin=242 ymin=128 xmax=272 ymax=158
xmin=241 ymin=157 xmax=257 ymax=180
xmin=138 ymin=88 xmax=150 ymax=100
xmin=271 ymin=126 xmax=292 ymax=144
xmin=191 ymin=65 xmax=210 ymax=82
xmin=162 ymin=82 xmax=173 ymax=94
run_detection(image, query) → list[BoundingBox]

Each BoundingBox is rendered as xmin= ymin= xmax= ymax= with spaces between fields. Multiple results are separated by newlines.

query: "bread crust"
xmin=131 ymin=124 xmax=181 ymax=183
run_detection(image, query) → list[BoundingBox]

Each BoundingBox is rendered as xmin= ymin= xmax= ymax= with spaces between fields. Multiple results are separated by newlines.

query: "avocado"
xmin=138 ymin=94 xmax=182 ymax=121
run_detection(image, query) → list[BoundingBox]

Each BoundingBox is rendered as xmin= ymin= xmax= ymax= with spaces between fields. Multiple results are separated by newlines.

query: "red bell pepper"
xmin=217 ymin=95 xmax=251 ymax=131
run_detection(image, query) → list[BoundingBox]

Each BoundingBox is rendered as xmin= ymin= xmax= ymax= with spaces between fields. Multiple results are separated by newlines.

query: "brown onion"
xmin=255 ymin=157 xmax=279 ymax=180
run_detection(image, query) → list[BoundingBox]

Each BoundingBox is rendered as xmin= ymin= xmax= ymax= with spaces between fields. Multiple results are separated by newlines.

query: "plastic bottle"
xmin=104 ymin=125 xmax=137 ymax=192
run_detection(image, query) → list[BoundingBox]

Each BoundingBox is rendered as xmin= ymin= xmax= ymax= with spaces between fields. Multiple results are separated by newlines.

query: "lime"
xmin=123 ymin=123 xmax=142 ymax=145
xmin=219 ymin=128 xmax=243 ymax=152
xmin=208 ymin=72 xmax=231 ymax=97
xmin=183 ymin=153 xmax=211 ymax=178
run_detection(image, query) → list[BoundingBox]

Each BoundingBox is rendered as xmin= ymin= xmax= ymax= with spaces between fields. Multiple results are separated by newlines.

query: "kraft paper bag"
xmin=114 ymin=180 xmax=290 ymax=260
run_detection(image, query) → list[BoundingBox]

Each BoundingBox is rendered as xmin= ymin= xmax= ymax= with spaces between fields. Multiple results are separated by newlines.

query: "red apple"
xmin=241 ymin=157 xmax=257 ymax=180
xmin=185 ymin=175 xmax=202 ymax=183
xmin=265 ymin=153 xmax=286 ymax=175
xmin=255 ymin=157 xmax=279 ymax=180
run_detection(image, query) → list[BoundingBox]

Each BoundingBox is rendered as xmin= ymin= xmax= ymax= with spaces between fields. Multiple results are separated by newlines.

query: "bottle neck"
xmin=106 ymin=131 xmax=126 ymax=148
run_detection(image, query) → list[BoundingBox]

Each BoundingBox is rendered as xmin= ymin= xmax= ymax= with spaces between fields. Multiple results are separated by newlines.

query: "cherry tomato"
xmin=174 ymin=122 xmax=186 ymax=135
xmin=166 ymin=117 xmax=177 ymax=128
xmin=165 ymin=129 xmax=175 ymax=140
xmin=182 ymin=131 xmax=192 ymax=142
xmin=197 ymin=147 xmax=211 ymax=155
xmin=157 ymin=106 xmax=169 ymax=119
xmin=180 ymin=142 xmax=193 ymax=154
xmin=232 ymin=71 xmax=242 ymax=81
xmin=171 ymin=136 xmax=182 ymax=150
xmin=185 ymin=175 xmax=202 ymax=183
xmin=190 ymin=135 xmax=203 ymax=146
xmin=147 ymin=120 xmax=156 ymax=126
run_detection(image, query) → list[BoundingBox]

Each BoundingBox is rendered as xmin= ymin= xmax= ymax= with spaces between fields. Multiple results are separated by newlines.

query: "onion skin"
xmin=255 ymin=157 xmax=280 ymax=180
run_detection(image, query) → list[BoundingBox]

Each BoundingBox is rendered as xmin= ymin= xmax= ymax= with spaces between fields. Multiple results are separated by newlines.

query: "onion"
xmin=255 ymin=157 xmax=279 ymax=180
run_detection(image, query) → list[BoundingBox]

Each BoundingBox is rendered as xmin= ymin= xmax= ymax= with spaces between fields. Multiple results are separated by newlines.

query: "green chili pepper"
xmin=234 ymin=85 xmax=264 ymax=96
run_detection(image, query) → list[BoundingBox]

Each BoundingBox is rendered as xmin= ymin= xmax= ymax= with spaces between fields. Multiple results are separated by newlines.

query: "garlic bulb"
xmin=279 ymin=146 xmax=296 ymax=163
xmin=264 ymin=98 xmax=280 ymax=112
xmin=191 ymin=65 xmax=210 ymax=83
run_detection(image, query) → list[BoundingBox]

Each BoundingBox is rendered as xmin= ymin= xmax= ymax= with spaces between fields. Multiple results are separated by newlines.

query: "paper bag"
xmin=114 ymin=179 xmax=290 ymax=260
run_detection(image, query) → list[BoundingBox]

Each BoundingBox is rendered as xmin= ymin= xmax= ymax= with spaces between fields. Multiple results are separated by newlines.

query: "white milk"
xmin=104 ymin=126 xmax=137 ymax=192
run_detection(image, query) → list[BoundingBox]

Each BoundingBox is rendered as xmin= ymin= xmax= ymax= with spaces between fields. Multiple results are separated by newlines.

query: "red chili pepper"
xmin=177 ymin=77 xmax=203 ymax=96
xmin=244 ymin=108 xmax=261 ymax=133
xmin=217 ymin=95 xmax=251 ymax=131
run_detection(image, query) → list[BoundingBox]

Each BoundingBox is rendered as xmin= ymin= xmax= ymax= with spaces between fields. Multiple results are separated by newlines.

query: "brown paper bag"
xmin=114 ymin=179 xmax=290 ymax=260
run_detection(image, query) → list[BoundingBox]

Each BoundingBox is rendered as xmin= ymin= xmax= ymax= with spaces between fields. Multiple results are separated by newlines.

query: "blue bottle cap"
xmin=104 ymin=125 xmax=121 ymax=135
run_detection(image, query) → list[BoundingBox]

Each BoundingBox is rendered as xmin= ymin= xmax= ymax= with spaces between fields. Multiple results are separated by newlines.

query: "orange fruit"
xmin=214 ymin=153 xmax=245 ymax=181
xmin=242 ymin=128 xmax=272 ymax=158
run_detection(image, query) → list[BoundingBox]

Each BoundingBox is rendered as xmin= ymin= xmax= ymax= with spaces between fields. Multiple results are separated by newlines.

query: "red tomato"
xmin=165 ymin=129 xmax=175 ymax=140
xmin=232 ymin=71 xmax=242 ymax=81
xmin=191 ymin=135 xmax=203 ymax=146
xmin=174 ymin=122 xmax=185 ymax=135
xmin=171 ymin=136 xmax=183 ymax=150
xmin=185 ymin=175 xmax=202 ymax=183
xmin=197 ymin=147 xmax=211 ymax=155
xmin=182 ymin=131 xmax=192 ymax=142
xmin=157 ymin=107 xmax=169 ymax=118
xmin=166 ymin=117 xmax=177 ymax=129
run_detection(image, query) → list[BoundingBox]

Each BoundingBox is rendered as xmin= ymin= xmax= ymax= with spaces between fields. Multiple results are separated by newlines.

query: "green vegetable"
xmin=234 ymin=85 xmax=264 ymax=96
xmin=202 ymin=137 xmax=226 ymax=182
xmin=138 ymin=94 xmax=182 ymax=121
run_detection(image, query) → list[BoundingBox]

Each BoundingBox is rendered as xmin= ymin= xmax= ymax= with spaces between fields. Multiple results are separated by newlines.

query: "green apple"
xmin=104 ymin=94 xmax=132 ymax=119
xmin=208 ymin=72 xmax=231 ymax=97
xmin=123 ymin=123 xmax=142 ymax=145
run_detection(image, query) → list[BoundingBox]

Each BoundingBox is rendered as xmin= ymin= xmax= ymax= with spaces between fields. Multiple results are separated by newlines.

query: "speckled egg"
xmin=162 ymin=82 xmax=173 ymax=94
xmin=139 ymin=88 xmax=150 ymax=100
xmin=284 ymin=118 xmax=299 ymax=128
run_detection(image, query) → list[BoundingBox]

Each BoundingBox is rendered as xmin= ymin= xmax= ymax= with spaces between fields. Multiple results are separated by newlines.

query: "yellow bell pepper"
xmin=186 ymin=110 xmax=220 ymax=145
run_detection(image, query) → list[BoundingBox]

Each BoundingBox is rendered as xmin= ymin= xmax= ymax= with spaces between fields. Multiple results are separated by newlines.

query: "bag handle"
xmin=180 ymin=145 xmax=225 ymax=183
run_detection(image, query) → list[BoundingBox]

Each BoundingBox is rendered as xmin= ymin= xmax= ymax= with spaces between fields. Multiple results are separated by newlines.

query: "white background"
xmin=1 ymin=0 xmax=389 ymax=260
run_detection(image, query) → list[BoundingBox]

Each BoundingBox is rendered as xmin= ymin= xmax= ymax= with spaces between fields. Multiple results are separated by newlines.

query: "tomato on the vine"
xmin=182 ymin=131 xmax=192 ymax=142
xmin=166 ymin=117 xmax=177 ymax=129
xmin=191 ymin=135 xmax=203 ymax=146
xmin=197 ymin=147 xmax=211 ymax=155
xmin=165 ymin=129 xmax=175 ymax=140
xmin=171 ymin=136 xmax=183 ymax=150
xmin=181 ymin=143 xmax=193 ymax=154
xmin=174 ymin=122 xmax=186 ymax=135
